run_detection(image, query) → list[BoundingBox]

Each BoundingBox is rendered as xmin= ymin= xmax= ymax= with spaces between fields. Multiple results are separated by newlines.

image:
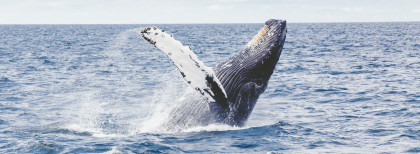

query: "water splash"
xmin=59 ymin=28 xmax=193 ymax=136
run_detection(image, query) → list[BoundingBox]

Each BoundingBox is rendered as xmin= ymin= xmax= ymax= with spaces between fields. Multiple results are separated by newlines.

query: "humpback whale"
xmin=141 ymin=19 xmax=287 ymax=131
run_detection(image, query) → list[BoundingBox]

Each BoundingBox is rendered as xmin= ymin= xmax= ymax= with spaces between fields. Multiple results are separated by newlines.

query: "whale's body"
xmin=141 ymin=19 xmax=287 ymax=131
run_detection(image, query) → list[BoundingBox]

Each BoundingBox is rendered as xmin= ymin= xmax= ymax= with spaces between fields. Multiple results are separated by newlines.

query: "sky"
xmin=0 ymin=0 xmax=419 ymax=24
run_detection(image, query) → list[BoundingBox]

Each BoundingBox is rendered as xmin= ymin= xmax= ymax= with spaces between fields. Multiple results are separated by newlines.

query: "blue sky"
xmin=1 ymin=0 xmax=419 ymax=24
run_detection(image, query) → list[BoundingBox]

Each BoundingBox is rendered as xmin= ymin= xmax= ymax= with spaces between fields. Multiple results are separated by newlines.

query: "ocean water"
xmin=0 ymin=22 xmax=419 ymax=153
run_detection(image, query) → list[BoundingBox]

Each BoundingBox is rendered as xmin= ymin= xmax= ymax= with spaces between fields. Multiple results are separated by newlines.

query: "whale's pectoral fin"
xmin=141 ymin=27 xmax=229 ymax=107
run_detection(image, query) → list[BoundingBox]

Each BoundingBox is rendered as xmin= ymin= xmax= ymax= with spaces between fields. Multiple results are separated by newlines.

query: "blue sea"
xmin=0 ymin=22 xmax=419 ymax=153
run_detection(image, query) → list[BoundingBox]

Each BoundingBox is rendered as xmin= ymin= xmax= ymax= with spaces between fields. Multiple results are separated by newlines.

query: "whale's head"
xmin=213 ymin=19 xmax=287 ymax=126
xmin=247 ymin=19 xmax=287 ymax=49
xmin=241 ymin=19 xmax=287 ymax=82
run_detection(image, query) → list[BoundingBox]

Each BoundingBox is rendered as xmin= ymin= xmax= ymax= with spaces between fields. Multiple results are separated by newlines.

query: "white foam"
xmin=58 ymin=27 xmax=236 ymax=136
xmin=181 ymin=124 xmax=241 ymax=133
xmin=104 ymin=146 xmax=127 ymax=154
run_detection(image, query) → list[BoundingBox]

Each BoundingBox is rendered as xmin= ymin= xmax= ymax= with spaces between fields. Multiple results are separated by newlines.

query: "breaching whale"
xmin=141 ymin=19 xmax=287 ymax=131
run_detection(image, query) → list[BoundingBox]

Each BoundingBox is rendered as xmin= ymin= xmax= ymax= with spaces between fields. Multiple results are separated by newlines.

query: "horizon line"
xmin=1 ymin=20 xmax=419 ymax=25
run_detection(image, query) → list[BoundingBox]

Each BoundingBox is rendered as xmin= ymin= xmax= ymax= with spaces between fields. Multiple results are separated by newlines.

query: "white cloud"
xmin=0 ymin=0 xmax=419 ymax=24
xmin=216 ymin=0 xmax=248 ymax=2
xmin=207 ymin=4 xmax=231 ymax=10
xmin=340 ymin=7 xmax=366 ymax=12
xmin=411 ymin=9 xmax=420 ymax=13
xmin=301 ymin=5 xmax=337 ymax=10
xmin=41 ymin=1 xmax=68 ymax=7
xmin=301 ymin=5 xmax=371 ymax=13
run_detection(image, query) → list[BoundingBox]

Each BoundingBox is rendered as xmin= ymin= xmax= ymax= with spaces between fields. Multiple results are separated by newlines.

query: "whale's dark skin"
xmin=143 ymin=19 xmax=287 ymax=131
xmin=212 ymin=19 xmax=287 ymax=126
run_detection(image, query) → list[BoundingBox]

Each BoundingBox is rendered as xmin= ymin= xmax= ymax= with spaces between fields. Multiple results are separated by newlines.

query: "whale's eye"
xmin=254 ymin=80 xmax=263 ymax=86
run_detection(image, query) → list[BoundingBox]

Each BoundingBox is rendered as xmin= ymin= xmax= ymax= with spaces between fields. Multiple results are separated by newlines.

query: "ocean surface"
xmin=0 ymin=22 xmax=419 ymax=153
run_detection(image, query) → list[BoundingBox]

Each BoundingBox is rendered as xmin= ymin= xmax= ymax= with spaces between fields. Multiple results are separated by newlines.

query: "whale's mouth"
xmin=247 ymin=25 xmax=268 ymax=47
xmin=246 ymin=19 xmax=286 ymax=50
